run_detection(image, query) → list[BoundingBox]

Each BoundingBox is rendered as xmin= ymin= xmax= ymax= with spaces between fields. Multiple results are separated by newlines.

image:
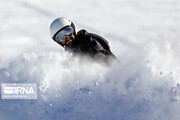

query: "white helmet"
xmin=50 ymin=17 xmax=76 ymax=41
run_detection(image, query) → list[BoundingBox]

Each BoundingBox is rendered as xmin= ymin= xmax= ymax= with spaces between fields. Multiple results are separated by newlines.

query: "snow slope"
xmin=0 ymin=0 xmax=180 ymax=119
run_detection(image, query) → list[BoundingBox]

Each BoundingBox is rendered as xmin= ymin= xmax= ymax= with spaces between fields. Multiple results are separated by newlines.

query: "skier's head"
xmin=50 ymin=17 xmax=76 ymax=47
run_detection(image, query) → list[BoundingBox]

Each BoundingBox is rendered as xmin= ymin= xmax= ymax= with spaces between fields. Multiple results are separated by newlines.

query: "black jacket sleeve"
xmin=75 ymin=29 xmax=117 ymax=62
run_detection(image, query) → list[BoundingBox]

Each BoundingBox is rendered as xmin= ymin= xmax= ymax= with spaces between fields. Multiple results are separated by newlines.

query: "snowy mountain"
xmin=0 ymin=0 xmax=180 ymax=120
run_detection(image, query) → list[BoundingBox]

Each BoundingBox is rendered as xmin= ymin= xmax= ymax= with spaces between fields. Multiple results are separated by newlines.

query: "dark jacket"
xmin=65 ymin=29 xmax=117 ymax=62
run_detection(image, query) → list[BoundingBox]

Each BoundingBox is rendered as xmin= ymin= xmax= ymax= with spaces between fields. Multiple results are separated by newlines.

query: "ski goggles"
xmin=55 ymin=27 xmax=74 ymax=42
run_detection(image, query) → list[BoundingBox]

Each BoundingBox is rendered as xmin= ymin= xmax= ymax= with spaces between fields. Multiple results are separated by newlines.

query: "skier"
xmin=50 ymin=17 xmax=117 ymax=63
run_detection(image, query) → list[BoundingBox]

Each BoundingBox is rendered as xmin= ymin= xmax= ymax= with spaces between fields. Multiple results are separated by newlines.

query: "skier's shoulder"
xmin=77 ymin=29 xmax=106 ymax=42
xmin=77 ymin=29 xmax=110 ymax=51
xmin=77 ymin=29 xmax=100 ymax=39
xmin=76 ymin=29 xmax=94 ymax=45
xmin=77 ymin=29 xmax=88 ymax=37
